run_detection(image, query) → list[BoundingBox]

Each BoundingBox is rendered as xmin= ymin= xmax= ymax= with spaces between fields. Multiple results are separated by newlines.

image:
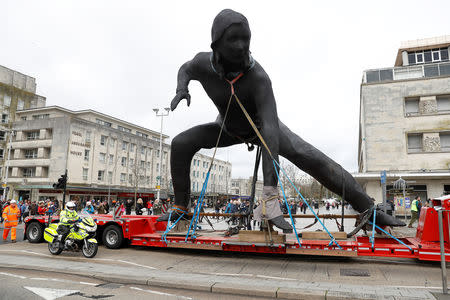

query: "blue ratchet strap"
xmin=370 ymin=209 xmax=376 ymax=251
xmin=161 ymin=206 xmax=188 ymax=243
xmin=273 ymin=161 xmax=301 ymax=247
xmin=273 ymin=159 xmax=342 ymax=250
xmin=186 ymin=172 xmax=210 ymax=241
xmin=368 ymin=221 xmax=413 ymax=252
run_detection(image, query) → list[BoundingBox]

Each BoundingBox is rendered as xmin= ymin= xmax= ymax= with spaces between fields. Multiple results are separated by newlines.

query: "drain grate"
xmin=95 ymin=283 xmax=123 ymax=289
xmin=340 ymin=268 xmax=370 ymax=277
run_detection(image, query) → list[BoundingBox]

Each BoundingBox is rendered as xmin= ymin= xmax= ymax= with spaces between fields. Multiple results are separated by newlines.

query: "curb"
xmin=0 ymin=264 xmax=436 ymax=300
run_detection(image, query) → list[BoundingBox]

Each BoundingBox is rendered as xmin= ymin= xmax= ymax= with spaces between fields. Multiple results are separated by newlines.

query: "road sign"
xmin=156 ymin=185 xmax=160 ymax=189
xmin=380 ymin=170 xmax=387 ymax=184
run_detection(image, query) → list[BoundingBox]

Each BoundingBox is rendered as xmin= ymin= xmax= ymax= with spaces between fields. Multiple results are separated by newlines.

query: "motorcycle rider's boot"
xmin=156 ymin=205 xmax=190 ymax=222
xmin=253 ymin=186 xmax=293 ymax=234
xmin=57 ymin=235 xmax=63 ymax=242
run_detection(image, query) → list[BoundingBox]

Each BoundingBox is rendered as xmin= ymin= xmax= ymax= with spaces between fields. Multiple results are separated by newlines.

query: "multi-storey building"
xmin=0 ymin=65 xmax=46 ymax=199
xmin=230 ymin=176 xmax=263 ymax=201
xmin=9 ymin=106 xmax=170 ymax=204
xmin=190 ymin=152 xmax=232 ymax=196
xmin=356 ymin=36 xmax=450 ymax=209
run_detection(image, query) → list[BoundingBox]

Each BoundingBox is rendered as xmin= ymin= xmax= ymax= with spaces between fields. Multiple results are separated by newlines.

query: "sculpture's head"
xmin=211 ymin=9 xmax=252 ymax=77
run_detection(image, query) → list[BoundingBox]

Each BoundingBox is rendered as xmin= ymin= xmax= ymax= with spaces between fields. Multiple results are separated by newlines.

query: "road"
xmin=0 ymin=268 xmax=260 ymax=300
xmin=0 ymin=237 xmax=447 ymax=299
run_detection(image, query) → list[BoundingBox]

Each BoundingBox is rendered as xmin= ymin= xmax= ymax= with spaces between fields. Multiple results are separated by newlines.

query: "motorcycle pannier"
xmin=44 ymin=227 xmax=58 ymax=243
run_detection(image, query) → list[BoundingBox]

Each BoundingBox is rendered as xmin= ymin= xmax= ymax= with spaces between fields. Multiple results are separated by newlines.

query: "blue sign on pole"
xmin=380 ymin=170 xmax=387 ymax=184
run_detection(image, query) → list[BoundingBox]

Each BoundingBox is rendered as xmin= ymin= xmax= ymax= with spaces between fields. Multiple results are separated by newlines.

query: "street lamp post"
xmin=2 ymin=129 xmax=13 ymax=200
xmin=153 ymin=107 xmax=170 ymax=202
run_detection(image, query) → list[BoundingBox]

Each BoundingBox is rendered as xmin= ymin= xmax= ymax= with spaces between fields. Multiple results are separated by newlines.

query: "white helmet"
xmin=86 ymin=201 xmax=91 ymax=206
xmin=10 ymin=200 xmax=17 ymax=204
xmin=66 ymin=201 xmax=76 ymax=211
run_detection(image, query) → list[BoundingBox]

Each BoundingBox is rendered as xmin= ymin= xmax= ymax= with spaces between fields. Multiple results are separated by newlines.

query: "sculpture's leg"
xmin=278 ymin=120 xmax=405 ymax=226
xmin=157 ymin=122 xmax=239 ymax=222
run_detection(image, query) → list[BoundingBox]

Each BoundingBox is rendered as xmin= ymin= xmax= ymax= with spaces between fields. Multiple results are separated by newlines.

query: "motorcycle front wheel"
xmin=82 ymin=241 xmax=98 ymax=258
xmin=48 ymin=241 xmax=63 ymax=255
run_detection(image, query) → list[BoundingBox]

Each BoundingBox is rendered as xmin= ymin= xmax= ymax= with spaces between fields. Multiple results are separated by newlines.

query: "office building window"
xmin=109 ymin=138 xmax=115 ymax=147
xmin=32 ymin=114 xmax=49 ymax=120
xmin=100 ymin=135 xmax=107 ymax=146
xmin=437 ymin=95 xmax=450 ymax=113
xmin=405 ymin=97 xmax=420 ymax=116
xmin=140 ymin=160 xmax=145 ymax=168
xmin=407 ymin=133 xmax=423 ymax=153
xmin=157 ymin=150 xmax=160 ymax=158
xmin=121 ymin=157 xmax=127 ymax=167
xmin=2 ymin=114 xmax=9 ymax=124
xmin=82 ymin=168 xmax=88 ymax=181
xmin=440 ymin=132 xmax=450 ymax=151
xmin=23 ymin=167 xmax=35 ymax=177
xmin=141 ymin=146 xmax=146 ymax=155
xmin=0 ymin=149 xmax=4 ymax=159
xmin=0 ymin=131 xmax=5 ymax=141
xmin=108 ymin=171 xmax=113 ymax=183
xmin=25 ymin=149 xmax=38 ymax=159
xmin=98 ymin=170 xmax=104 ymax=181
xmin=156 ymin=163 xmax=159 ymax=172
xmin=17 ymin=99 xmax=24 ymax=110
xmin=96 ymin=119 xmax=112 ymax=127
xmin=99 ymin=152 xmax=106 ymax=163
xmin=85 ymin=131 xmax=91 ymax=143
xmin=26 ymin=131 xmax=39 ymax=140
xmin=130 ymin=143 xmax=135 ymax=152
xmin=129 ymin=158 xmax=134 ymax=166
xmin=21 ymin=116 xmax=27 ymax=121
xmin=120 ymin=173 xmax=126 ymax=183
xmin=118 ymin=126 xmax=132 ymax=133
xmin=3 ymin=94 xmax=11 ymax=106
xmin=136 ymin=131 xmax=148 ymax=138
xmin=109 ymin=154 xmax=114 ymax=165
xmin=122 ymin=141 xmax=128 ymax=151
xmin=84 ymin=149 xmax=90 ymax=161
xmin=129 ymin=174 xmax=133 ymax=184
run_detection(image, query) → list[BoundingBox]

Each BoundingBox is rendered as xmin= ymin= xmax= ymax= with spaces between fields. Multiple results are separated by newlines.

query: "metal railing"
xmin=363 ymin=61 xmax=450 ymax=83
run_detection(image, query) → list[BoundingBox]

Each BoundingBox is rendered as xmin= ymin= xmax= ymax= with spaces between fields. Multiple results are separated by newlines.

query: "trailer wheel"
xmin=26 ymin=222 xmax=44 ymax=243
xmin=102 ymin=225 xmax=123 ymax=249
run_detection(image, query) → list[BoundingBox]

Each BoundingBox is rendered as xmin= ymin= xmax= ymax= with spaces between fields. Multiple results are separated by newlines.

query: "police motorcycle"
xmin=44 ymin=210 xmax=98 ymax=258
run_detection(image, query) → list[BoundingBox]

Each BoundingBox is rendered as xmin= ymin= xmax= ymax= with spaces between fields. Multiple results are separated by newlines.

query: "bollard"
xmin=438 ymin=209 xmax=448 ymax=294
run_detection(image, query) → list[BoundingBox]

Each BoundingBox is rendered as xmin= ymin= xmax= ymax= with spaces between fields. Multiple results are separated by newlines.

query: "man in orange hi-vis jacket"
xmin=2 ymin=199 xmax=20 ymax=243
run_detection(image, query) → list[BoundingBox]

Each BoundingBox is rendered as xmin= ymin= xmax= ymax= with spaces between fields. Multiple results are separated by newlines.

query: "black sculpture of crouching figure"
xmin=157 ymin=9 xmax=405 ymax=231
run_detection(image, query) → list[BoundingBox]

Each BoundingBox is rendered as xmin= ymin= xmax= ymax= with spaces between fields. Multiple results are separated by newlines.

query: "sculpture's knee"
xmin=171 ymin=133 xmax=197 ymax=157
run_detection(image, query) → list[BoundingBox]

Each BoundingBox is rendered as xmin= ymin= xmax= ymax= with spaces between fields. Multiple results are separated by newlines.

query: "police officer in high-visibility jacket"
xmin=57 ymin=201 xmax=80 ymax=245
xmin=2 ymin=199 xmax=21 ymax=243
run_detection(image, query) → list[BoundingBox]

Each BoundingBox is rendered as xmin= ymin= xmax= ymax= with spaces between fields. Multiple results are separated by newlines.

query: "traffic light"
xmin=53 ymin=173 xmax=67 ymax=189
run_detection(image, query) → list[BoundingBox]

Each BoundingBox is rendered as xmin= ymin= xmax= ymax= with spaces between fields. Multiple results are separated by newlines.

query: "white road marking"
xmin=93 ymin=258 xmax=157 ymax=269
xmin=0 ymin=271 xmax=26 ymax=279
xmin=29 ymin=277 xmax=97 ymax=286
xmin=209 ymin=272 xmax=253 ymax=277
xmin=130 ymin=286 xmax=192 ymax=299
xmin=24 ymin=286 xmax=79 ymax=300
xmin=255 ymin=274 xmax=297 ymax=281
xmin=0 ymin=249 xmax=51 ymax=257
xmin=117 ymin=259 xmax=157 ymax=270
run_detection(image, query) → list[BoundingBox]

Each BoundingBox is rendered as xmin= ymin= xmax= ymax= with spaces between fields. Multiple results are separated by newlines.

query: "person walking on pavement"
xmin=408 ymin=196 xmax=421 ymax=228
xmin=2 ymin=199 xmax=21 ymax=243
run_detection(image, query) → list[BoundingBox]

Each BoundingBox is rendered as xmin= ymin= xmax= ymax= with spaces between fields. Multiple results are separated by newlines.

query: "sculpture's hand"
xmin=170 ymin=90 xmax=191 ymax=111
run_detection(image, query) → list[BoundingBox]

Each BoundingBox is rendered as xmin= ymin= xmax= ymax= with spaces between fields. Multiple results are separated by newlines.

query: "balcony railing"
xmin=363 ymin=62 xmax=450 ymax=84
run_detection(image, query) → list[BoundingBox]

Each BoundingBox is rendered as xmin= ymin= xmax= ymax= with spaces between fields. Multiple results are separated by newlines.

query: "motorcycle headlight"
xmin=86 ymin=223 xmax=97 ymax=232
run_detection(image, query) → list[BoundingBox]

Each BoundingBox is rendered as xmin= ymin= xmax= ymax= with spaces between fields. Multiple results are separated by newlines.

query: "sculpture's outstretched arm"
xmin=171 ymin=54 xmax=202 ymax=111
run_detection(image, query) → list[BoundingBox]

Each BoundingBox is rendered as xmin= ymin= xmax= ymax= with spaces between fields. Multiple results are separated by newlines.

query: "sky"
xmin=2 ymin=0 xmax=450 ymax=179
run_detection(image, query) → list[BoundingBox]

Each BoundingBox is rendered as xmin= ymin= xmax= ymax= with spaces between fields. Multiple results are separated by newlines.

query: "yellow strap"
xmin=232 ymin=93 xmax=274 ymax=159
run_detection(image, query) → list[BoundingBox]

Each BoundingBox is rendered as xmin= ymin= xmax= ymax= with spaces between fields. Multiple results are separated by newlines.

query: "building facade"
xmin=356 ymin=36 xmax=450 ymax=211
xmin=230 ymin=176 xmax=263 ymax=201
xmin=0 ymin=65 xmax=46 ymax=199
xmin=190 ymin=152 xmax=232 ymax=196
xmin=9 ymin=106 xmax=170 ymax=204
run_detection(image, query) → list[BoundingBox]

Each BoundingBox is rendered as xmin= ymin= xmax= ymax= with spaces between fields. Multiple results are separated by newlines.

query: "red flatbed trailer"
xmin=24 ymin=196 xmax=450 ymax=262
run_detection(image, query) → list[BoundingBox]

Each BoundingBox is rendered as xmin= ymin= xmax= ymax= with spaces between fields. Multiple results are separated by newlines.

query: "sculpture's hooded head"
xmin=211 ymin=9 xmax=253 ymax=79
